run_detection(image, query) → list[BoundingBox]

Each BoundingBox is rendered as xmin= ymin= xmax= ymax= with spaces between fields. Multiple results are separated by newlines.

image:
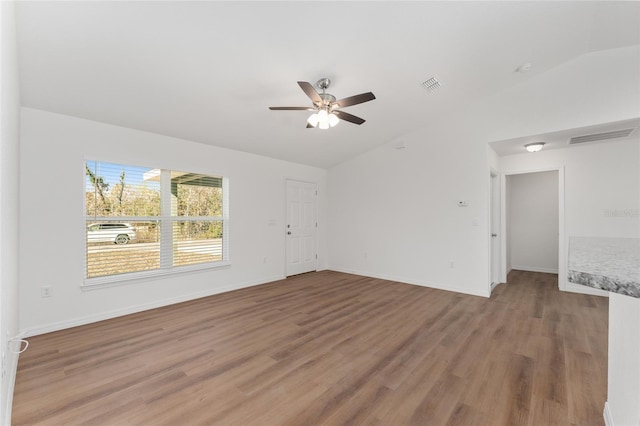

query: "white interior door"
xmin=286 ymin=180 xmax=317 ymax=276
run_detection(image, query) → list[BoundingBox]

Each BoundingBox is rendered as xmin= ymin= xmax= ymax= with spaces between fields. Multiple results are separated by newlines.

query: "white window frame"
xmin=83 ymin=164 xmax=230 ymax=289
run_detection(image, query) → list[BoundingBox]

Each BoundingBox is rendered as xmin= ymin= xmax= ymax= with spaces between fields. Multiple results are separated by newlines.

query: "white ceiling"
xmin=15 ymin=1 xmax=640 ymax=168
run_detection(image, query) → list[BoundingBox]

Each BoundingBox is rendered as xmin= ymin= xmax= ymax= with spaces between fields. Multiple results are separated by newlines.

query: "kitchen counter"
xmin=568 ymin=237 xmax=640 ymax=298
xmin=568 ymin=236 xmax=640 ymax=424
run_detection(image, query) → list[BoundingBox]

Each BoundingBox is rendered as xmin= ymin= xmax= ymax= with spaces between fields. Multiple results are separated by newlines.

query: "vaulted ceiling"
xmin=15 ymin=2 xmax=640 ymax=168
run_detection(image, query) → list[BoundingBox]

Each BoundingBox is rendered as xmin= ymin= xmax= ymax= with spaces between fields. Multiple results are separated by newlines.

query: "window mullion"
xmin=160 ymin=169 xmax=173 ymax=268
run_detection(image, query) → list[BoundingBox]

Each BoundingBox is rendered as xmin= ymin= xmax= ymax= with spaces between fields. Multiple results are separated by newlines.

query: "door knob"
xmin=287 ymin=231 xmax=291 ymax=235
xmin=491 ymin=233 xmax=497 ymax=237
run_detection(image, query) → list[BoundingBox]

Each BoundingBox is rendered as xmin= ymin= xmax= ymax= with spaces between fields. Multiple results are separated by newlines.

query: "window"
xmin=85 ymin=161 xmax=228 ymax=285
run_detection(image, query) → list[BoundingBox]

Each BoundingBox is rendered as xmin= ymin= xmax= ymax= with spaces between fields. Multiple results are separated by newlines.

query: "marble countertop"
xmin=568 ymin=237 xmax=640 ymax=298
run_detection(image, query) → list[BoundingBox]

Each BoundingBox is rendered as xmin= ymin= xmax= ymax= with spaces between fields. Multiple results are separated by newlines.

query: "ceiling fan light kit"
xmin=307 ymin=113 xmax=319 ymax=127
xmin=308 ymin=109 xmax=339 ymax=129
xmin=269 ymin=78 xmax=375 ymax=129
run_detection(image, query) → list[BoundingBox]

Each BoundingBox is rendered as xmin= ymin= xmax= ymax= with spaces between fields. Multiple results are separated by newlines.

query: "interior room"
xmin=1 ymin=1 xmax=639 ymax=425
xmin=506 ymin=170 xmax=559 ymax=275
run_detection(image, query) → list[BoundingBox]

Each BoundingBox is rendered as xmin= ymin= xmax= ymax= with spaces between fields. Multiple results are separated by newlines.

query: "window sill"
xmin=82 ymin=261 xmax=231 ymax=291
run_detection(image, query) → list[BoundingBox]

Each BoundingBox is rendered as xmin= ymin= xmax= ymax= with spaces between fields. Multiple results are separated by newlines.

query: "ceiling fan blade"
xmin=334 ymin=92 xmax=376 ymax=108
xmin=334 ymin=110 xmax=366 ymax=125
xmin=269 ymin=106 xmax=315 ymax=111
xmin=297 ymin=81 xmax=322 ymax=104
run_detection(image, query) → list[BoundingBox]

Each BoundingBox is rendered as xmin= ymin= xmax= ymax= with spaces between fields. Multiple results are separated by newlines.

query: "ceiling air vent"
xmin=421 ymin=76 xmax=443 ymax=92
xmin=569 ymin=128 xmax=635 ymax=144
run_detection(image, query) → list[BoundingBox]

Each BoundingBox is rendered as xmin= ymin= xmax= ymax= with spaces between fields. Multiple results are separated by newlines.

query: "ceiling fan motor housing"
xmin=318 ymin=93 xmax=336 ymax=109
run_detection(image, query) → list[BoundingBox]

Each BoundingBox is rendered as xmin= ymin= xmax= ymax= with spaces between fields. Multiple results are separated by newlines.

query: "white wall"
xmin=328 ymin=115 xmax=492 ymax=297
xmin=607 ymin=293 xmax=640 ymax=426
xmin=19 ymin=108 xmax=327 ymax=335
xmin=327 ymin=45 xmax=640 ymax=299
xmin=0 ymin=1 xmax=21 ymax=424
xmin=500 ymin=140 xmax=639 ymax=238
xmin=507 ymin=171 xmax=559 ymax=274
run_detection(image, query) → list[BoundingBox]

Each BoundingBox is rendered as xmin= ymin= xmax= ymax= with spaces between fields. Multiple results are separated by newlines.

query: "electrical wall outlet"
xmin=41 ymin=286 xmax=52 ymax=298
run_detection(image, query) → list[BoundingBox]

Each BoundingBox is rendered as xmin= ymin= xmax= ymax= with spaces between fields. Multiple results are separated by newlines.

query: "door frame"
xmin=284 ymin=178 xmax=318 ymax=277
xmin=499 ymin=166 xmax=566 ymax=291
xmin=489 ymin=169 xmax=501 ymax=292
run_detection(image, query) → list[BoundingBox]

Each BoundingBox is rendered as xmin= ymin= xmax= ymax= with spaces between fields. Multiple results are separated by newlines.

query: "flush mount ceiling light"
xmin=525 ymin=142 xmax=545 ymax=152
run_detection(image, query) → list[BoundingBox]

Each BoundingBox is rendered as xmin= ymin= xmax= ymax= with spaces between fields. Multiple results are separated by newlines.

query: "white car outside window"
xmin=87 ymin=223 xmax=137 ymax=245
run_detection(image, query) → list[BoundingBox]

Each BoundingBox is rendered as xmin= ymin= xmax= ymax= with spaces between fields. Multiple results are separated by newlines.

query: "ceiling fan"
xmin=269 ymin=78 xmax=375 ymax=129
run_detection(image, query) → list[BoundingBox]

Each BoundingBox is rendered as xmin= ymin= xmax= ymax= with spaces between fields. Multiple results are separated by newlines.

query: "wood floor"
xmin=12 ymin=270 xmax=608 ymax=425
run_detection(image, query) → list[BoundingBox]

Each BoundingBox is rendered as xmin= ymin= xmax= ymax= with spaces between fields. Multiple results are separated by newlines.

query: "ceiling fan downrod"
xmin=316 ymin=78 xmax=331 ymax=92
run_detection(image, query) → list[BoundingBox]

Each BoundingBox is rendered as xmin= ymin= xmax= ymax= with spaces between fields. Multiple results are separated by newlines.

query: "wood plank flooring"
xmin=12 ymin=270 xmax=608 ymax=425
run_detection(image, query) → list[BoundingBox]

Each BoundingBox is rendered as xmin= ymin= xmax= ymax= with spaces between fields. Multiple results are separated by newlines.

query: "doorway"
xmin=285 ymin=179 xmax=318 ymax=276
xmin=501 ymin=168 xmax=564 ymax=290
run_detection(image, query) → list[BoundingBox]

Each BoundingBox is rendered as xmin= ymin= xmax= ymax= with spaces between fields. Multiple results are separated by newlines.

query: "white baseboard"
xmin=329 ymin=267 xmax=491 ymax=298
xmin=511 ymin=265 xmax=559 ymax=274
xmin=603 ymin=401 xmax=614 ymax=426
xmin=22 ymin=275 xmax=285 ymax=338
xmin=490 ymin=281 xmax=504 ymax=292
